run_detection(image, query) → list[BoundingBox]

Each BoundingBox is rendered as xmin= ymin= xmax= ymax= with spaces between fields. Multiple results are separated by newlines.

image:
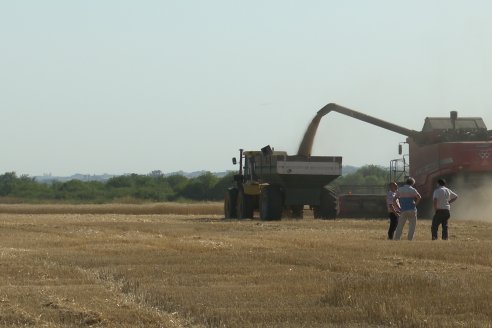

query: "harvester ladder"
xmin=389 ymin=155 xmax=409 ymax=184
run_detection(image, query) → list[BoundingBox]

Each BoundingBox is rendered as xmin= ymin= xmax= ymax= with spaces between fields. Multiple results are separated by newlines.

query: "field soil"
xmin=0 ymin=204 xmax=490 ymax=327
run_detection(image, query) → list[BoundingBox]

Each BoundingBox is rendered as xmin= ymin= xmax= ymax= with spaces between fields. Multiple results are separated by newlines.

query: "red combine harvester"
xmin=310 ymin=103 xmax=492 ymax=218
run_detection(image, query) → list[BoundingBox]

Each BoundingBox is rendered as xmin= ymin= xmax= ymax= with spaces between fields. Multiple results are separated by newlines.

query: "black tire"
xmin=237 ymin=189 xmax=254 ymax=219
xmin=224 ymin=188 xmax=238 ymax=219
xmin=259 ymin=186 xmax=283 ymax=221
xmin=290 ymin=205 xmax=304 ymax=219
xmin=314 ymin=186 xmax=338 ymax=219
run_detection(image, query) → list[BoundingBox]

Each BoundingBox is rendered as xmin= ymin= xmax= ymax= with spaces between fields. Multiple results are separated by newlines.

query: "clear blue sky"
xmin=2 ymin=1 xmax=491 ymax=176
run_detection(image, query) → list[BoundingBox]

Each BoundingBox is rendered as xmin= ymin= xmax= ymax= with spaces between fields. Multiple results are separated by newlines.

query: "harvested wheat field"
xmin=0 ymin=204 xmax=490 ymax=327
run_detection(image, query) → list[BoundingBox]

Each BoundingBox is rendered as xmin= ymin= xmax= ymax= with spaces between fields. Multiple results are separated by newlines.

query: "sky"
xmin=1 ymin=1 xmax=492 ymax=176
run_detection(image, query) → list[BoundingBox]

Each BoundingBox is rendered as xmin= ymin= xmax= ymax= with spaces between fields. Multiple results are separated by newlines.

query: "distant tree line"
xmin=0 ymin=171 xmax=235 ymax=203
xmin=0 ymin=165 xmax=389 ymax=203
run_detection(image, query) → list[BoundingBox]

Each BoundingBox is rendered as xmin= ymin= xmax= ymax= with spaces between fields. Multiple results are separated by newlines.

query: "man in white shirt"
xmin=432 ymin=178 xmax=458 ymax=240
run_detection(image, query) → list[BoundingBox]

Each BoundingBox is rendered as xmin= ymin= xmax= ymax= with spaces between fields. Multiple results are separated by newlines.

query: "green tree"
xmin=13 ymin=175 xmax=54 ymax=200
xmin=54 ymin=179 xmax=103 ymax=201
xmin=357 ymin=165 xmax=388 ymax=180
xmin=332 ymin=165 xmax=388 ymax=188
xmin=0 ymin=172 xmax=17 ymax=196
xmin=210 ymin=172 xmax=235 ymax=200
xmin=181 ymin=172 xmax=219 ymax=200
xmin=107 ymin=175 xmax=134 ymax=188
xmin=166 ymin=174 xmax=188 ymax=191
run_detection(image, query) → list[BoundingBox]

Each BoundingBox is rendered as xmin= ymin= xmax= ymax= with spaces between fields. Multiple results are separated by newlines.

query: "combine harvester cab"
xmin=224 ymin=147 xmax=342 ymax=220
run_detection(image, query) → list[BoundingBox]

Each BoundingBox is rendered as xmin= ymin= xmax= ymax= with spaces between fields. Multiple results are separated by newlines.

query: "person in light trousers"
xmin=394 ymin=177 xmax=421 ymax=241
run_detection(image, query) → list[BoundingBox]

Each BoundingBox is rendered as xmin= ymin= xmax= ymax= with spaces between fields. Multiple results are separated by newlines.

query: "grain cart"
xmin=224 ymin=147 xmax=342 ymax=220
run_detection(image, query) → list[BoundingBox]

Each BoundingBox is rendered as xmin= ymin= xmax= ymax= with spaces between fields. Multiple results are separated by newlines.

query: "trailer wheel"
xmin=290 ymin=205 xmax=304 ymax=219
xmin=224 ymin=188 xmax=238 ymax=219
xmin=237 ymin=189 xmax=254 ymax=219
xmin=260 ymin=186 xmax=283 ymax=220
xmin=314 ymin=186 xmax=337 ymax=219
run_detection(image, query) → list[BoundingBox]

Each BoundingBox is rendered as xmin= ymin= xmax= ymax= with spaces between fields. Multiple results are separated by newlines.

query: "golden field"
xmin=0 ymin=203 xmax=490 ymax=327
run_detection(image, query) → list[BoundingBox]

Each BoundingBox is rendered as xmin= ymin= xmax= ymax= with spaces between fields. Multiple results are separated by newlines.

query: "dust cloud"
xmin=297 ymin=113 xmax=322 ymax=156
xmin=450 ymin=175 xmax=492 ymax=222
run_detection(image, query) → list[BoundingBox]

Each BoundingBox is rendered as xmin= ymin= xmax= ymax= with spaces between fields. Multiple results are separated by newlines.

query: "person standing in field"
xmin=432 ymin=178 xmax=458 ymax=240
xmin=394 ymin=177 xmax=421 ymax=241
xmin=386 ymin=182 xmax=400 ymax=240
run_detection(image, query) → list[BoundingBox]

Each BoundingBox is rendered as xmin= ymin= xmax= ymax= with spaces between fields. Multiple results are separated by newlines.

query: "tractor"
xmin=224 ymin=146 xmax=342 ymax=220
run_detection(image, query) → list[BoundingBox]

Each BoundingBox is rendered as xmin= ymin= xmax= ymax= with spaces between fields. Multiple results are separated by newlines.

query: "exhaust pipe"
xmin=450 ymin=111 xmax=458 ymax=130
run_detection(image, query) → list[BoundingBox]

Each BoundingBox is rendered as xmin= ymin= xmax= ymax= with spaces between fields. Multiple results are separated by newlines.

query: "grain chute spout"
xmin=297 ymin=107 xmax=331 ymax=157
xmin=297 ymin=103 xmax=421 ymax=156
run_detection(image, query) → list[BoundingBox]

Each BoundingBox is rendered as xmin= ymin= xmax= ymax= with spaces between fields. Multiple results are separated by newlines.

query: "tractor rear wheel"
xmin=237 ymin=189 xmax=254 ymax=219
xmin=224 ymin=188 xmax=238 ymax=219
xmin=260 ymin=186 xmax=283 ymax=220
xmin=314 ymin=186 xmax=338 ymax=219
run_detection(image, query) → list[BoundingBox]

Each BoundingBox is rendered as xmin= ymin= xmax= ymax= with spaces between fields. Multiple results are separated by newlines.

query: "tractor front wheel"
xmin=237 ymin=189 xmax=254 ymax=219
xmin=259 ymin=186 xmax=283 ymax=220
